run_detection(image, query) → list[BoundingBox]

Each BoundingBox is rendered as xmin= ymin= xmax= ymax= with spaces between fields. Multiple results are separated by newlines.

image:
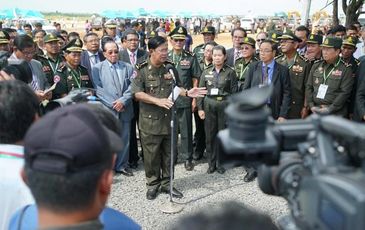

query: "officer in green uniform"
xmin=168 ymin=26 xmax=202 ymax=171
xmin=306 ymin=37 xmax=354 ymax=117
xmin=0 ymin=30 xmax=10 ymax=69
xmin=197 ymin=45 xmax=238 ymax=174
xmin=198 ymin=41 xmax=214 ymax=71
xmin=305 ymin=34 xmax=323 ymax=65
xmin=234 ymin=37 xmax=258 ymax=91
xmin=131 ymin=36 xmax=206 ymax=200
xmin=53 ymin=38 xmax=93 ymax=99
xmin=36 ymin=33 xmax=66 ymax=86
xmin=276 ymin=31 xmax=311 ymax=119
xmin=193 ymin=26 xmax=218 ymax=62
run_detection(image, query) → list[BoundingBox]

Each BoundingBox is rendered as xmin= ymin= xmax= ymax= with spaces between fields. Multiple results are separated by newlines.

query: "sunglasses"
xmin=256 ymin=39 xmax=266 ymax=42
xmin=173 ymin=39 xmax=185 ymax=43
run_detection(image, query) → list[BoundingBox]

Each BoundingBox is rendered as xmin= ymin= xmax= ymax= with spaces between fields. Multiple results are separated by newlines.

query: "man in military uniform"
xmin=276 ymin=31 xmax=311 ymax=119
xmin=131 ymin=36 xmax=206 ymax=200
xmin=53 ymin=38 xmax=93 ymax=99
xmin=0 ymin=30 xmax=10 ymax=69
xmin=36 ymin=33 xmax=66 ymax=86
xmin=304 ymin=34 xmax=323 ymax=64
xmin=197 ymin=45 xmax=238 ymax=174
xmin=306 ymin=37 xmax=354 ymax=117
xmin=103 ymin=20 xmax=121 ymax=49
xmin=234 ymin=37 xmax=258 ymax=91
xmin=341 ymin=35 xmax=360 ymax=74
xmin=168 ymin=26 xmax=202 ymax=171
xmin=198 ymin=41 xmax=214 ymax=71
xmin=193 ymin=26 xmax=218 ymax=62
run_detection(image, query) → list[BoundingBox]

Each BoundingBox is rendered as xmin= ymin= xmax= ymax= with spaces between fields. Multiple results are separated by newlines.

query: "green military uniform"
xmin=197 ymin=64 xmax=238 ymax=171
xmin=53 ymin=38 xmax=93 ymax=99
xmin=306 ymin=37 xmax=354 ymax=117
xmin=199 ymin=58 xmax=213 ymax=71
xmin=36 ymin=33 xmax=66 ymax=86
xmin=306 ymin=34 xmax=324 ymax=68
xmin=168 ymin=26 xmax=202 ymax=166
xmin=276 ymin=31 xmax=311 ymax=119
xmin=0 ymin=30 xmax=10 ymax=69
xmin=192 ymin=26 xmax=217 ymax=62
xmin=131 ymin=58 xmax=179 ymax=190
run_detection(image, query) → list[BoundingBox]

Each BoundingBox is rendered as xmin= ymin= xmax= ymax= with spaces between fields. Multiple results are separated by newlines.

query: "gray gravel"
xmin=108 ymin=158 xmax=289 ymax=230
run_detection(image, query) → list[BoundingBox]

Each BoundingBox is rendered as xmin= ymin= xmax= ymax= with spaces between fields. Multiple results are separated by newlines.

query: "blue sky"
xmin=1 ymin=0 xmax=334 ymax=16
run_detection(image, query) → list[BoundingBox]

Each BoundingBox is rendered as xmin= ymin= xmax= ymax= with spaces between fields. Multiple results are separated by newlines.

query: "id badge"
xmin=316 ymin=84 xmax=328 ymax=99
xmin=210 ymin=88 xmax=219 ymax=95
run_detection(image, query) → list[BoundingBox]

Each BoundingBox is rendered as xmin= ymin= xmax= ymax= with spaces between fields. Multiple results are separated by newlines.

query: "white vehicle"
xmin=220 ymin=17 xmax=233 ymax=33
xmin=240 ymin=18 xmax=255 ymax=33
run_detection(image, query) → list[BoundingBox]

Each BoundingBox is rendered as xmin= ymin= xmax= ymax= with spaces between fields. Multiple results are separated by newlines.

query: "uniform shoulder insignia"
xmin=224 ymin=64 xmax=235 ymax=71
xmin=345 ymin=62 xmax=352 ymax=68
xmin=165 ymin=59 xmax=174 ymax=65
xmin=275 ymin=54 xmax=284 ymax=60
xmin=135 ymin=61 xmax=148 ymax=70
xmin=183 ymin=50 xmax=194 ymax=56
xmin=298 ymin=54 xmax=308 ymax=62
xmin=57 ymin=64 xmax=66 ymax=72
xmin=355 ymin=58 xmax=360 ymax=65
xmin=253 ymin=56 xmax=259 ymax=61
xmin=314 ymin=59 xmax=322 ymax=64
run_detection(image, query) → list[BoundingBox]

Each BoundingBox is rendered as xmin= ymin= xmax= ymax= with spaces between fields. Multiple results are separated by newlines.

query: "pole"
xmin=301 ymin=0 xmax=312 ymax=26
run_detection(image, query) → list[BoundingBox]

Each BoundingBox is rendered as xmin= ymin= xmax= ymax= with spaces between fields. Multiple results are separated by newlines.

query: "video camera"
xmin=217 ymin=86 xmax=365 ymax=230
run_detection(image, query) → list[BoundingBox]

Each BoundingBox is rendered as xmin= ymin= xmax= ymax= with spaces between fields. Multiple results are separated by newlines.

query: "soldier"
xmin=276 ymin=31 xmax=311 ymax=119
xmin=131 ymin=36 xmax=206 ymax=200
xmin=0 ymin=30 xmax=10 ymax=69
xmin=36 ymin=33 xmax=66 ymax=86
xmin=53 ymin=38 xmax=93 ymax=99
xmin=198 ymin=41 xmax=214 ymax=71
xmin=234 ymin=37 xmax=258 ymax=91
xmin=341 ymin=35 xmax=360 ymax=74
xmin=197 ymin=45 xmax=238 ymax=174
xmin=193 ymin=26 xmax=218 ymax=62
xmin=306 ymin=37 xmax=354 ymax=117
xmin=304 ymin=34 xmax=323 ymax=63
xmin=168 ymin=26 xmax=202 ymax=171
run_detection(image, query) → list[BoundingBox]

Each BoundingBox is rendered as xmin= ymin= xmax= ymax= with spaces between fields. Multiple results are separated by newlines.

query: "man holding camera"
xmin=306 ymin=37 xmax=354 ymax=117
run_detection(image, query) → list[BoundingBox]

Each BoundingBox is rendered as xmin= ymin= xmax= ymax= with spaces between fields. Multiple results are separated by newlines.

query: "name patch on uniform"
xmin=164 ymin=73 xmax=173 ymax=80
xmin=332 ymin=70 xmax=342 ymax=77
xmin=80 ymin=75 xmax=89 ymax=81
xmin=42 ymin=66 xmax=51 ymax=72
xmin=205 ymin=75 xmax=214 ymax=79
xmin=292 ymin=65 xmax=303 ymax=73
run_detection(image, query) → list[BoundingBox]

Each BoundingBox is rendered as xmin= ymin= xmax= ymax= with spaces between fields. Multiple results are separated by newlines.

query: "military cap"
xmin=131 ymin=21 xmax=141 ymax=28
xmin=169 ymin=26 xmax=187 ymax=39
xmin=63 ymin=38 xmax=83 ymax=52
xmin=267 ymin=30 xmax=283 ymax=43
xmin=24 ymin=104 xmax=123 ymax=174
xmin=44 ymin=33 xmax=59 ymax=43
xmin=0 ymin=30 xmax=10 ymax=44
xmin=104 ymin=19 xmax=117 ymax=29
xmin=240 ymin=36 xmax=256 ymax=47
xmin=307 ymin=34 xmax=323 ymax=45
xmin=321 ymin=37 xmax=342 ymax=49
xmin=201 ymin=26 xmax=216 ymax=35
xmin=342 ymin=36 xmax=358 ymax=47
xmin=278 ymin=31 xmax=302 ymax=42
xmin=146 ymin=30 xmax=156 ymax=39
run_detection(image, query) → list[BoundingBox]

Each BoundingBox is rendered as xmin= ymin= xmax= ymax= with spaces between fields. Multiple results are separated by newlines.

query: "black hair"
xmin=295 ymin=25 xmax=310 ymax=38
xmin=346 ymin=24 xmax=358 ymax=31
xmin=148 ymin=35 xmax=167 ymax=50
xmin=3 ymin=28 xmax=16 ymax=34
xmin=67 ymin=32 xmax=80 ymax=41
xmin=170 ymin=201 xmax=278 ymax=230
xmin=83 ymin=32 xmax=99 ymax=43
xmin=203 ymin=41 xmax=217 ymax=50
xmin=24 ymin=24 xmax=32 ymax=30
xmin=60 ymin=30 xmax=68 ymax=35
xmin=57 ymin=34 xmax=65 ymax=42
xmin=34 ymin=29 xmax=46 ymax=37
xmin=231 ymin=27 xmax=247 ymax=37
xmin=2 ymin=60 xmax=33 ymax=83
xmin=331 ymin=25 xmax=346 ymax=34
xmin=212 ymin=45 xmax=227 ymax=55
xmin=13 ymin=34 xmax=35 ymax=51
xmin=260 ymin=40 xmax=279 ymax=54
xmin=0 ymin=80 xmax=39 ymax=143
xmin=123 ymin=29 xmax=139 ymax=41
xmin=101 ymin=36 xmax=116 ymax=52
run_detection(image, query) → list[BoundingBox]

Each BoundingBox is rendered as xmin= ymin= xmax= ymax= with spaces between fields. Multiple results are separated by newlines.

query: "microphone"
xmin=165 ymin=63 xmax=176 ymax=83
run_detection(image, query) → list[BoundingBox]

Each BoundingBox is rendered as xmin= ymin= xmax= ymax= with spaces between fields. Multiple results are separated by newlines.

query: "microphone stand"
xmin=160 ymin=70 xmax=184 ymax=214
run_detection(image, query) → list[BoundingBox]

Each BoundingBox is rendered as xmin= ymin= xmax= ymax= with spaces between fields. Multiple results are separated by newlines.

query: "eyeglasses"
xmin=256 ymin=39 xmax=266 ymax=42
xmin=241 ymin=47 xmax=252 ymax=50
xmin=106 ymin=50 xmax=119 ymax=54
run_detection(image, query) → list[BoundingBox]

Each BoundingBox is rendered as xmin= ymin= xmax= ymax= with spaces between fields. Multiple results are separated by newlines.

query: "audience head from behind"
xmin=21 ymin=103 xmax=123 ymax=229
xmin=170 ymin=201 xmax=278 ymax=230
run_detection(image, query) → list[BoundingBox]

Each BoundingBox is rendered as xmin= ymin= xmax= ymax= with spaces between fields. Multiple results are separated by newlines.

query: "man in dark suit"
xmin=81 ymin=32 xmax=105 ymax=79
xmin=226 ymin=27 xmax=247 ymax=67
xmin=119 ymin=29 xmax=148 ymax=169
xmin=242 ymin=39 xmax=291 ymax=182
xmin=92 ymin=40 xmax=134 ymax=177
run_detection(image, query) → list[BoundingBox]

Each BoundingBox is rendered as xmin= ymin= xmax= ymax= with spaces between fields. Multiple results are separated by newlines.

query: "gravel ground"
xmin=108 ymin=156 xmax=289 ymax=230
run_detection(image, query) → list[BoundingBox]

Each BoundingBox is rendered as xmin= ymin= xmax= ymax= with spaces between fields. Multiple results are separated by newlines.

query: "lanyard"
xmin=287 ymin=53 xmax=298 ymax=70
xmin=323 ymin=58 xmax=341 ymax=84
xmin=239 ymin=60 xmax=251 ymax=80
xmin=48 ymin=57 xmax=60 ymax=74
xmin=69 ymin=67 xmax=81 ymax=88
xmin=172 ymin=52 xmax=182 ymax=68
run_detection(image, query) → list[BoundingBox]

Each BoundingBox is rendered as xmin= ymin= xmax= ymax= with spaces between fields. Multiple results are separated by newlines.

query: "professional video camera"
xmin=217 ymin=86 xmax=365 ymax=230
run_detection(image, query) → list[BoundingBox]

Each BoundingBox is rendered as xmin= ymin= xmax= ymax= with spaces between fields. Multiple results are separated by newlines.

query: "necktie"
xmin=234 ymin=50 xmax=240 ymax=64
xmin=112 ymin=65 xmax=122 ymax=96
xmin=130 ymin=52 xmax=136 ymax=66
xmin=90 ymin=54 xmax=98 ymax=65
xmin=263 ymin=65 xmax=269 ymax=85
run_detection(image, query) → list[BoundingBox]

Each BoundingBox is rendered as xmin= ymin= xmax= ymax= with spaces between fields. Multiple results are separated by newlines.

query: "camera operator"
xmin=306 ymin=37 xmax=354 ymax=117
xmin=241 ymin=39 xmax=291 ymax=182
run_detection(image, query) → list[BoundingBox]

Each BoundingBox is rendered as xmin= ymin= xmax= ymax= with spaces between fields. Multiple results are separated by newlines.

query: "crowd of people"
xmin=1 ymin=15 xmax=365 ymax=229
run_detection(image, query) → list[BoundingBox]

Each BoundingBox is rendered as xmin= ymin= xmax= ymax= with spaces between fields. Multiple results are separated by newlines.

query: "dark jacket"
xmin=119 ymin=49 xmax=148 ymax=66
xmin=243 ymin=61 xmax=291 ymax=119
xmin=81 ymin=50 xmax=105 ymax=79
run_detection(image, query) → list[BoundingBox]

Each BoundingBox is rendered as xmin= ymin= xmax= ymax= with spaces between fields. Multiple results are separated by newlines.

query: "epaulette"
xmin=275 ymin=54 xmax=284 ymax=60
xmin=340 ymin=58 xmax=352 ymax=67
xmin=253 ymin=56 xmax=259 ymax=62
xmin=56 ymin=64 xmax=66 ymax=72
xmin=224 ymin=64 xmax=235 ymax=71
xmin=183 ymin=50 xmax=194 ymax=56
xmin=165 ymin=59 xmax=174 ymax=65
xmin=298 ymin=53 xmax=309 ymax=62
xmin=204 ymin=64 xmax=213 ymax=70
xmin=135 ymin=60 xmax=148 ymax=70
xmin=314 ymin=59 xmax=322 ymax=64
xmin=355 ymin=58 xmax=360 ymax=65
